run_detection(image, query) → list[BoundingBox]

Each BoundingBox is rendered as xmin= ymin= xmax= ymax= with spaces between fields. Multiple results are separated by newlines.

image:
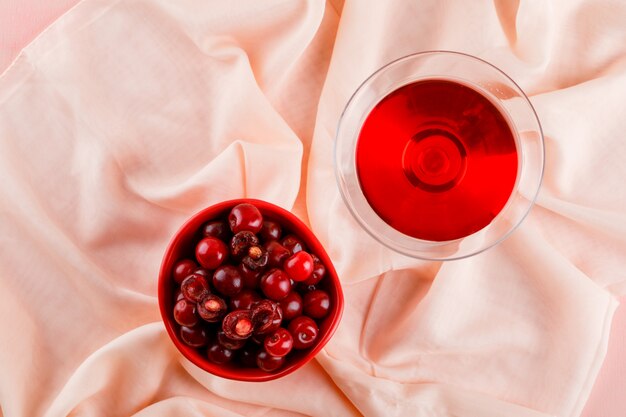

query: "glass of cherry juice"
xmin=335 ymin=51 xmax=544 ymax=260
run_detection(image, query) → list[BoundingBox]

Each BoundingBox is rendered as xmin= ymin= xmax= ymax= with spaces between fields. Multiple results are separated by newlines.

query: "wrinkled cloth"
xmin=1 ymin=1 xmax=626 ymax=417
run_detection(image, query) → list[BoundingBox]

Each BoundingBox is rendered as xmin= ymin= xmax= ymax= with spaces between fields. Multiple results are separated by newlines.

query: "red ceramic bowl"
xmin=158 ymin=199 xmax=344 ymax=381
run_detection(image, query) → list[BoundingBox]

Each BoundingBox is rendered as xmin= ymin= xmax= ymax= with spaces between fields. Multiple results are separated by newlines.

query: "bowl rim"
xmin=158 ymin=198 xmax=344 ymax=382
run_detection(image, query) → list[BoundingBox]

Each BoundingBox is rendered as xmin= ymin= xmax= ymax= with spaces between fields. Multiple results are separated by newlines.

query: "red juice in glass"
xmin=355 ymin=79 xmax=518 ymax=241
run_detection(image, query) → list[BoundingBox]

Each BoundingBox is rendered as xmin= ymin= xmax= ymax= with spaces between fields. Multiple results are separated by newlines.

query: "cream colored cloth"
xmin=1 ymin=1 xmax=625 ymax=416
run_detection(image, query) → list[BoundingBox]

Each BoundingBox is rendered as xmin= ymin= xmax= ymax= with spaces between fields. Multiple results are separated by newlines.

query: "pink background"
xmin=1 ymin=1 xmax=624 ymax=416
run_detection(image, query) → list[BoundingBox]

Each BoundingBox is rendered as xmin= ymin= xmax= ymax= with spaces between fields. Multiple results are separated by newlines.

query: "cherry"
xmin=212 ymin=265 xmax=242 ymax=297
xmin=288 ymin=316 xmax=318 ymax=349
xmin=264 ymin=328 xmax=293 ymax=357
xmin=207 ymin=341 xmax=234 ymax=365
xmin=241 ymin=245 xmax=268 ymax=271
xmin=278 ymin=292 xmax=303 ymax=320
xmin=256 ymin=350 xmax=286 ymax=372
xmin=259 ymin=268 xmax=292 ymax=300
xmin=283 ymin=251 xmax=314 ymax=282
xmin=197 ymin=294 xmax=227 ymax=322
xmin=265 ymin=241 xmax=291 ymax=268
xmin=281 ymin=235 xmax=306 ymax=254
xmin=260 ymin=220 xmax=282 ymax=242
xmin=202 ymin=220 xmax=230 ymax=241
xmin=239 ymin=343 xmax=260 ymax=367
xmin=222 ymin=310 xmax=254 ymax=340
xmin=181 ymin=273 xmax=210 ymax=303
xmin=217 ymin=330 xmax=246 ymax=350
xmin=304 ymin=254 xmax=326 ymax=285
xmin=180 ymin=325 xmax=209 ymax=347
xmin=239 ymin=263 xmax=261 ymax=289
xmin=230 ymin=231 xmax=260 ymax=259
xmin=173 ymin=259 xmax=198 ymax=284
xmin=229 ymin=203 xmax=263 ymax=234
xmin=196 ymin=237 xmax=228 ymax=270
xmin=229 ymin=289 xmax=262 ymax=310
xmin=252 ymin=300 xmax=283 ymax=334
xmin=303 ymin=289 xmax=330 ymax=319
xmin=173 ymin=299 xmax=198 ymax=327
xmin=174 ymin=289 xmax=185 ymax=302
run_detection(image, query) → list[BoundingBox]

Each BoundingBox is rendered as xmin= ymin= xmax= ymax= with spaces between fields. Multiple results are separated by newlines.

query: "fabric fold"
xmin=1 ymin=0 xmax=625 ymax=416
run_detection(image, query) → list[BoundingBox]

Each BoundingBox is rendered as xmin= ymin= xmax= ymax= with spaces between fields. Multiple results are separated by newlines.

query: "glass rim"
xmin=334 ymin=50 xmax=545 ymax=261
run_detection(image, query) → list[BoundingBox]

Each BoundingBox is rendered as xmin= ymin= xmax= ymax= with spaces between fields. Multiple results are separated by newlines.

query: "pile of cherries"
xmin=171 ymin=203 xmax=331 ymax=372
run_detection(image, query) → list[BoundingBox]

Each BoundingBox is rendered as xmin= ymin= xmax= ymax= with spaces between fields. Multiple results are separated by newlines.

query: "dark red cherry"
xmin=181 ymin=273 xmax=210 ymax=303
xmin=241 ymin=245 xmax=268 ymax=271
xmin=197 ymin=294 xmax=227 ymax=322
xmin=202 ymin=220 xmax=230 ymax=241
xmin=174 ymin=289 xmax=185 ymax=302
xmin=259 ymin=220 xmax=282 ymax=242
xmin=252 ymin=300 xmax=283 ymax=334
xmin=288 ymin=316 xmax=318 ymax=349
xmin=212 ymin=265 xmax=243 ymax=297
xmin=278 ymin=291 xmax=303 ymax=320
xmin=229 ymin=289 xmax=262 ymax=310
xmin=207 ymin=341 xmax=234 ymax=365
xmin=283 ymin=251 xmax=314 ymax=282
xmin=230 ymin=231 xmax=260 ymax=259
xmin=180 ymin=325 xmax=209 ymax=347
xmin=303 ymin=289 xmax=330 ymax=319
xmin=229 ymin=203 xmax=263 ymax=234
xmin=264 ymin=328 xmax=293 ymax=357
xmin=259 ymin=268 xmax=292 ymax=300
xmin=265 ymin=241 xmax=291 ymax=268
xmin=217 ymin=330 xmax=246 ymax=350
xmin=172 ymin=259 xmax=198 ymax=284
xmin=281 ymin=235 xmax=306 ymax=254
xmin=304 ymin=255 xmax=326 ymax=285
xmin=173 ymin=299 xmax=198 ymax=327
xmin=239 ymin=263 xmax=261 ymax=289
xmin=239 ymin=343 xmax=260 ymax=367
xmin=196 ymin=237 xmax=228 ymax=270
xmin=222 ymin=310 xmax=254 ymax=340
xmin=256 ymin=350 xmax=286 ymax=372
